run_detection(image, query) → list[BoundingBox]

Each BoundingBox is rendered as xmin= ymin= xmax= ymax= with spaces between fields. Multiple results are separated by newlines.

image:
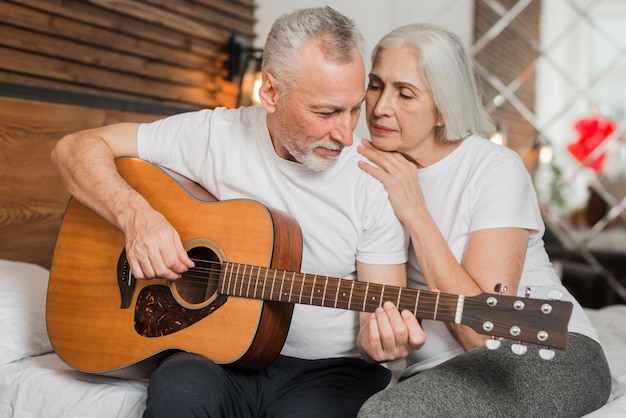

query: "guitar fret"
xmin=348 ymin=280 xmax=354 ymax=311
xmin=270 ymin=270 xmax=278 ymax=301
xmin=224 ymin=263 xmax=231 ymax=294
xmin=242 ymin=266 xmax=252 ymax=297
xmin=433 ymin=292 xmax=440 ymax=320
xmin=298 ymin=273 xmax=305 ymax=304
xmin=243 ymin=266 xmax=249 ymax=297
xmin=258 ymin=269 xmax=264 ymax=299
xmin=220 ymin=263 xmax=227 ymax=293
xmin=335 ymin=279 xmax=351 ymax=310
xmin=246 ymin=266 xmax=254 ymax=298
xmin=382 ymin=285 xmax=399 ymax=310
xmin=413 ymin=289 xmax=420 ymax=315
xmin=277 ymin=270 xmax=285 ymax=302
xmin=254 ymin=267 xmax=260 ymax=299
xmin=235 ymin=264 xmax=242 ymax=296
xmin=221 ymin=263 xmax=226 ymax=293
xmin=362 ymin=282 xmax=369 ymax=311
xmin=233 ymin=264 xmax=248 ymax=296
xmin=322 ymin=277 xmax=329 ymax=306
xmin=280 ymin=271 xmax=286 ymax=302
xmin=325 ymin=278 xmax=336 ymax=308
xmin=260 ymin=269 xmax=266 ymax=299
xmin=239 ymin=264 xmax=246 ymax=297
xmin=253 ymin=267 xmax=260 ymax=298
xmin=226 ymin=263 xmax=234 ymax=294
xmin=309 ymin=275 xmax=315 ymax=305
xmin=379 ymin=284 xmax=385 ymax=308
xmin=288 ymin=272 xmax=295 ymax=303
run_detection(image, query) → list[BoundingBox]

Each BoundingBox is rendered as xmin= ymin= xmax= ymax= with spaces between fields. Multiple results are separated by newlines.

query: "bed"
xmin=1 ymin=97 xmax=625 ymax=417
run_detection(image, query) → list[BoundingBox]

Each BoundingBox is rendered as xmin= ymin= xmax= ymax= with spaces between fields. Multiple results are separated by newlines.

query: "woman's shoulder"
xmin=463 ymin=135 xmax=521 ymax=161
xmin=453 ymin=135 xmax=529 ymax=183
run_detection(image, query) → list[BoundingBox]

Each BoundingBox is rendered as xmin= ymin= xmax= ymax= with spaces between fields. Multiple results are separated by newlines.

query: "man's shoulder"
xmin=210 ymin=105 xmax=267 ymax=125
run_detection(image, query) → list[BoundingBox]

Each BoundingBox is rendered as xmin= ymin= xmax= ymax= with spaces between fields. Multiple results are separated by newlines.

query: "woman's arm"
xmin=357 ymin=139 xmax=529 ymax=350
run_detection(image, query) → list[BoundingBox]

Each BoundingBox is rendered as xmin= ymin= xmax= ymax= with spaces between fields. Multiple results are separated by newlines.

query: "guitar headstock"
xmin=461 ymin=293 xmax=573 ymax=354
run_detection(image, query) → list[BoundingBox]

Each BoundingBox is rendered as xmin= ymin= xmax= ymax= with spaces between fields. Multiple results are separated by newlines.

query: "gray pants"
xmin=359 ymin=333 xmax=611 ymax=417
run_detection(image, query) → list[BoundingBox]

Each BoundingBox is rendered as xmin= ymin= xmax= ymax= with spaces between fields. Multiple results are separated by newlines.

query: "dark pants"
xmin=359 ymin=333 xmax=612 ymax=417
xmin=144 ymin=353 xmax=391 ymax=418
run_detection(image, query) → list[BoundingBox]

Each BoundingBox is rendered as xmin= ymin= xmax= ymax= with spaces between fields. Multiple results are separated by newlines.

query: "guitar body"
xmin=47 ymin=158 xmax=303 ymax=378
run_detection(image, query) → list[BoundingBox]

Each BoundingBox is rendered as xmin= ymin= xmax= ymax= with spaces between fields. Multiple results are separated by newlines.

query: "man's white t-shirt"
xmin=403 ymin=135 xmax=599 ymax=377
xmin=136 ymin=106 xmax=409 ymax=360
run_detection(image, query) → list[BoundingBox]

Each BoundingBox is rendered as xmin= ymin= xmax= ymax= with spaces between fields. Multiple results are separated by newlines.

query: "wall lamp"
xmin=225 ymin=36 xmax=263 ymax=107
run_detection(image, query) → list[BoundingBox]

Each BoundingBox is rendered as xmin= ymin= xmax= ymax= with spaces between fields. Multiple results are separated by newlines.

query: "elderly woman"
xmin=356 ymin=23 xmax=611 ymax=417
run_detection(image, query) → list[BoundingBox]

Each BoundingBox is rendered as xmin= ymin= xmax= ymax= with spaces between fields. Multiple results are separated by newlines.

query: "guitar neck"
xmin=219 ymin=261 xmax=461 ymax=323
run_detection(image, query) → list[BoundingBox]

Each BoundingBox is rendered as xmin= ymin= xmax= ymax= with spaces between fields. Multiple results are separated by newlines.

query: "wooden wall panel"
xmin=0 ymin=1 xmax=257 ymax=268
xmin=0 ymin=0 xmax=257 ymax=109
xmin=0 ymin=96 xmax=166 ymax=269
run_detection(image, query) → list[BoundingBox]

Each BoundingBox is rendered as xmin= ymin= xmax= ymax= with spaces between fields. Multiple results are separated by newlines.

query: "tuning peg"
xmin=485 ymin=337 xmax=501 ymax=350
xmin=524 ymin=287 xmax=531 ymax=298
xmin=547 ymin=289 xmax=563 ymax=301
xmin=494 ymin=283 xmax=508 ymax=294
xmin=539 ymin=348 xmax=555 ymax=360
xmin=511 ymin=343 xmax=528 ymax=356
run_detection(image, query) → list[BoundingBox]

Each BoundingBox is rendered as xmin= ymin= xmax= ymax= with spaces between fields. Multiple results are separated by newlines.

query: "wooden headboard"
xmin=0 ymin=96 xmax=164 ymax=269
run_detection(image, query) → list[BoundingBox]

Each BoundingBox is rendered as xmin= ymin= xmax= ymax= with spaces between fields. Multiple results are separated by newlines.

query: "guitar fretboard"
xmin=219 ymin=261 xmax=463 ymax=323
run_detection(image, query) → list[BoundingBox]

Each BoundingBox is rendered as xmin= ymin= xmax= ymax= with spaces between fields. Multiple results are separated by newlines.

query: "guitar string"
xmin=134 ymin=261 xmax=561 ymax=346
xmin=177 ymin=258 xmax=446 ymax=304
xmin=177 ymin=258 xmax=515 ymax=307
xmin=153 ymin=258 xmax=454 ymax=318
xmin=151 ymin=258 xmax=552 ymax=319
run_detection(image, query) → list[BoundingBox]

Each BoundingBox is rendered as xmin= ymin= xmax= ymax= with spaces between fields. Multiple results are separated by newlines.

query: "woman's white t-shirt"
xmin=403 ymin=135 xmax=599 ymax=377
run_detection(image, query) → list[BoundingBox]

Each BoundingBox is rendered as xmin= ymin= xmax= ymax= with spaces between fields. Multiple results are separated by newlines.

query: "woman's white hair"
xmin=372 ymin=23 xmax=494 ymax=141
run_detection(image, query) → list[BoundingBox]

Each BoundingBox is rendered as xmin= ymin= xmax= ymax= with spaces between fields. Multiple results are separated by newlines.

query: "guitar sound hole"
xmin=174 ymin=246 xmax=221 ymax=305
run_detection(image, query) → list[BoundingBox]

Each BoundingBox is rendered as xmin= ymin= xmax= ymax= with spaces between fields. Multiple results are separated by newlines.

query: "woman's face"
xmin=366 ymin=46 xmax=440 ymax=156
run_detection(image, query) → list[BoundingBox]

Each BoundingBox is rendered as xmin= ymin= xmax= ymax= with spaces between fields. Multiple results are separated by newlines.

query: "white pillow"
xmin=0 ymin=260 xmax=53 ymax=365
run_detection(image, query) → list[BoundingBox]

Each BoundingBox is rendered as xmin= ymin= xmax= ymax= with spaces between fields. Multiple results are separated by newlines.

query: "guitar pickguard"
xmin=134 ymin=285 xmax=228 ymax=337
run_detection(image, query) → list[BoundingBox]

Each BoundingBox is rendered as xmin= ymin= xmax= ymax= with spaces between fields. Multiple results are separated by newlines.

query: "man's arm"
xmin=51 ymin=123 xmax=193 ymax=279
xmin=356 ymin=262 xmax=425 ymax=363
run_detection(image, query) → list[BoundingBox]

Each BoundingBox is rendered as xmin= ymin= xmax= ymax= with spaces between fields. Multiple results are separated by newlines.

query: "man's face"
xmin=266 ymin=40 xmax=366 ymax=171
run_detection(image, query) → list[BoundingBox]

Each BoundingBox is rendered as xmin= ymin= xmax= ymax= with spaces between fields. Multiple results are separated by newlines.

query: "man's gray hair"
xmin=262 ymin=6 xmax=365 ymax=91
xmin=372 ymin=23 xmax=494 ymax=142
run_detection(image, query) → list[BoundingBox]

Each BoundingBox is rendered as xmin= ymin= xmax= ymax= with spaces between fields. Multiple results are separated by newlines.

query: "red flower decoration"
xmin=567 ymin=116 xmax=615 ymax=172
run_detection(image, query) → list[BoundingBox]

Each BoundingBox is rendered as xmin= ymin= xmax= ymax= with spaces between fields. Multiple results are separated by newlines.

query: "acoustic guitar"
xmin=47 ymin=158 xmax=573 ymax=379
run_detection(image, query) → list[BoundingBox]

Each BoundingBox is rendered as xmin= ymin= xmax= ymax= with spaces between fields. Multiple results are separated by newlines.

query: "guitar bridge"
xmin=117 ymin=249 xmax=135 ymax=309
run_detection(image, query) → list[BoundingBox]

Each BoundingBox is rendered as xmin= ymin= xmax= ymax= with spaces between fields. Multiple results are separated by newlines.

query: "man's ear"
xmin=258 ymin=72 xmax=278 ymax=113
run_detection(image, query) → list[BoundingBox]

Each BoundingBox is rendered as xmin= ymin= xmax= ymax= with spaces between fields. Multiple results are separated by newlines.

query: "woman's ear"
xmin=258 ymin=72 xmax=278 ymax=113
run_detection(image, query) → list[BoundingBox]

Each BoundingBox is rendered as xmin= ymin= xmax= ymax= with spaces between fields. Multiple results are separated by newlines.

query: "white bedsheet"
xmin=0 ymin=306 xmax=624 ymax=417
xmin=0 ymin=353 xmax=147 ymax=417
xmin=584 ymin=305 xmax=626 ymax=417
